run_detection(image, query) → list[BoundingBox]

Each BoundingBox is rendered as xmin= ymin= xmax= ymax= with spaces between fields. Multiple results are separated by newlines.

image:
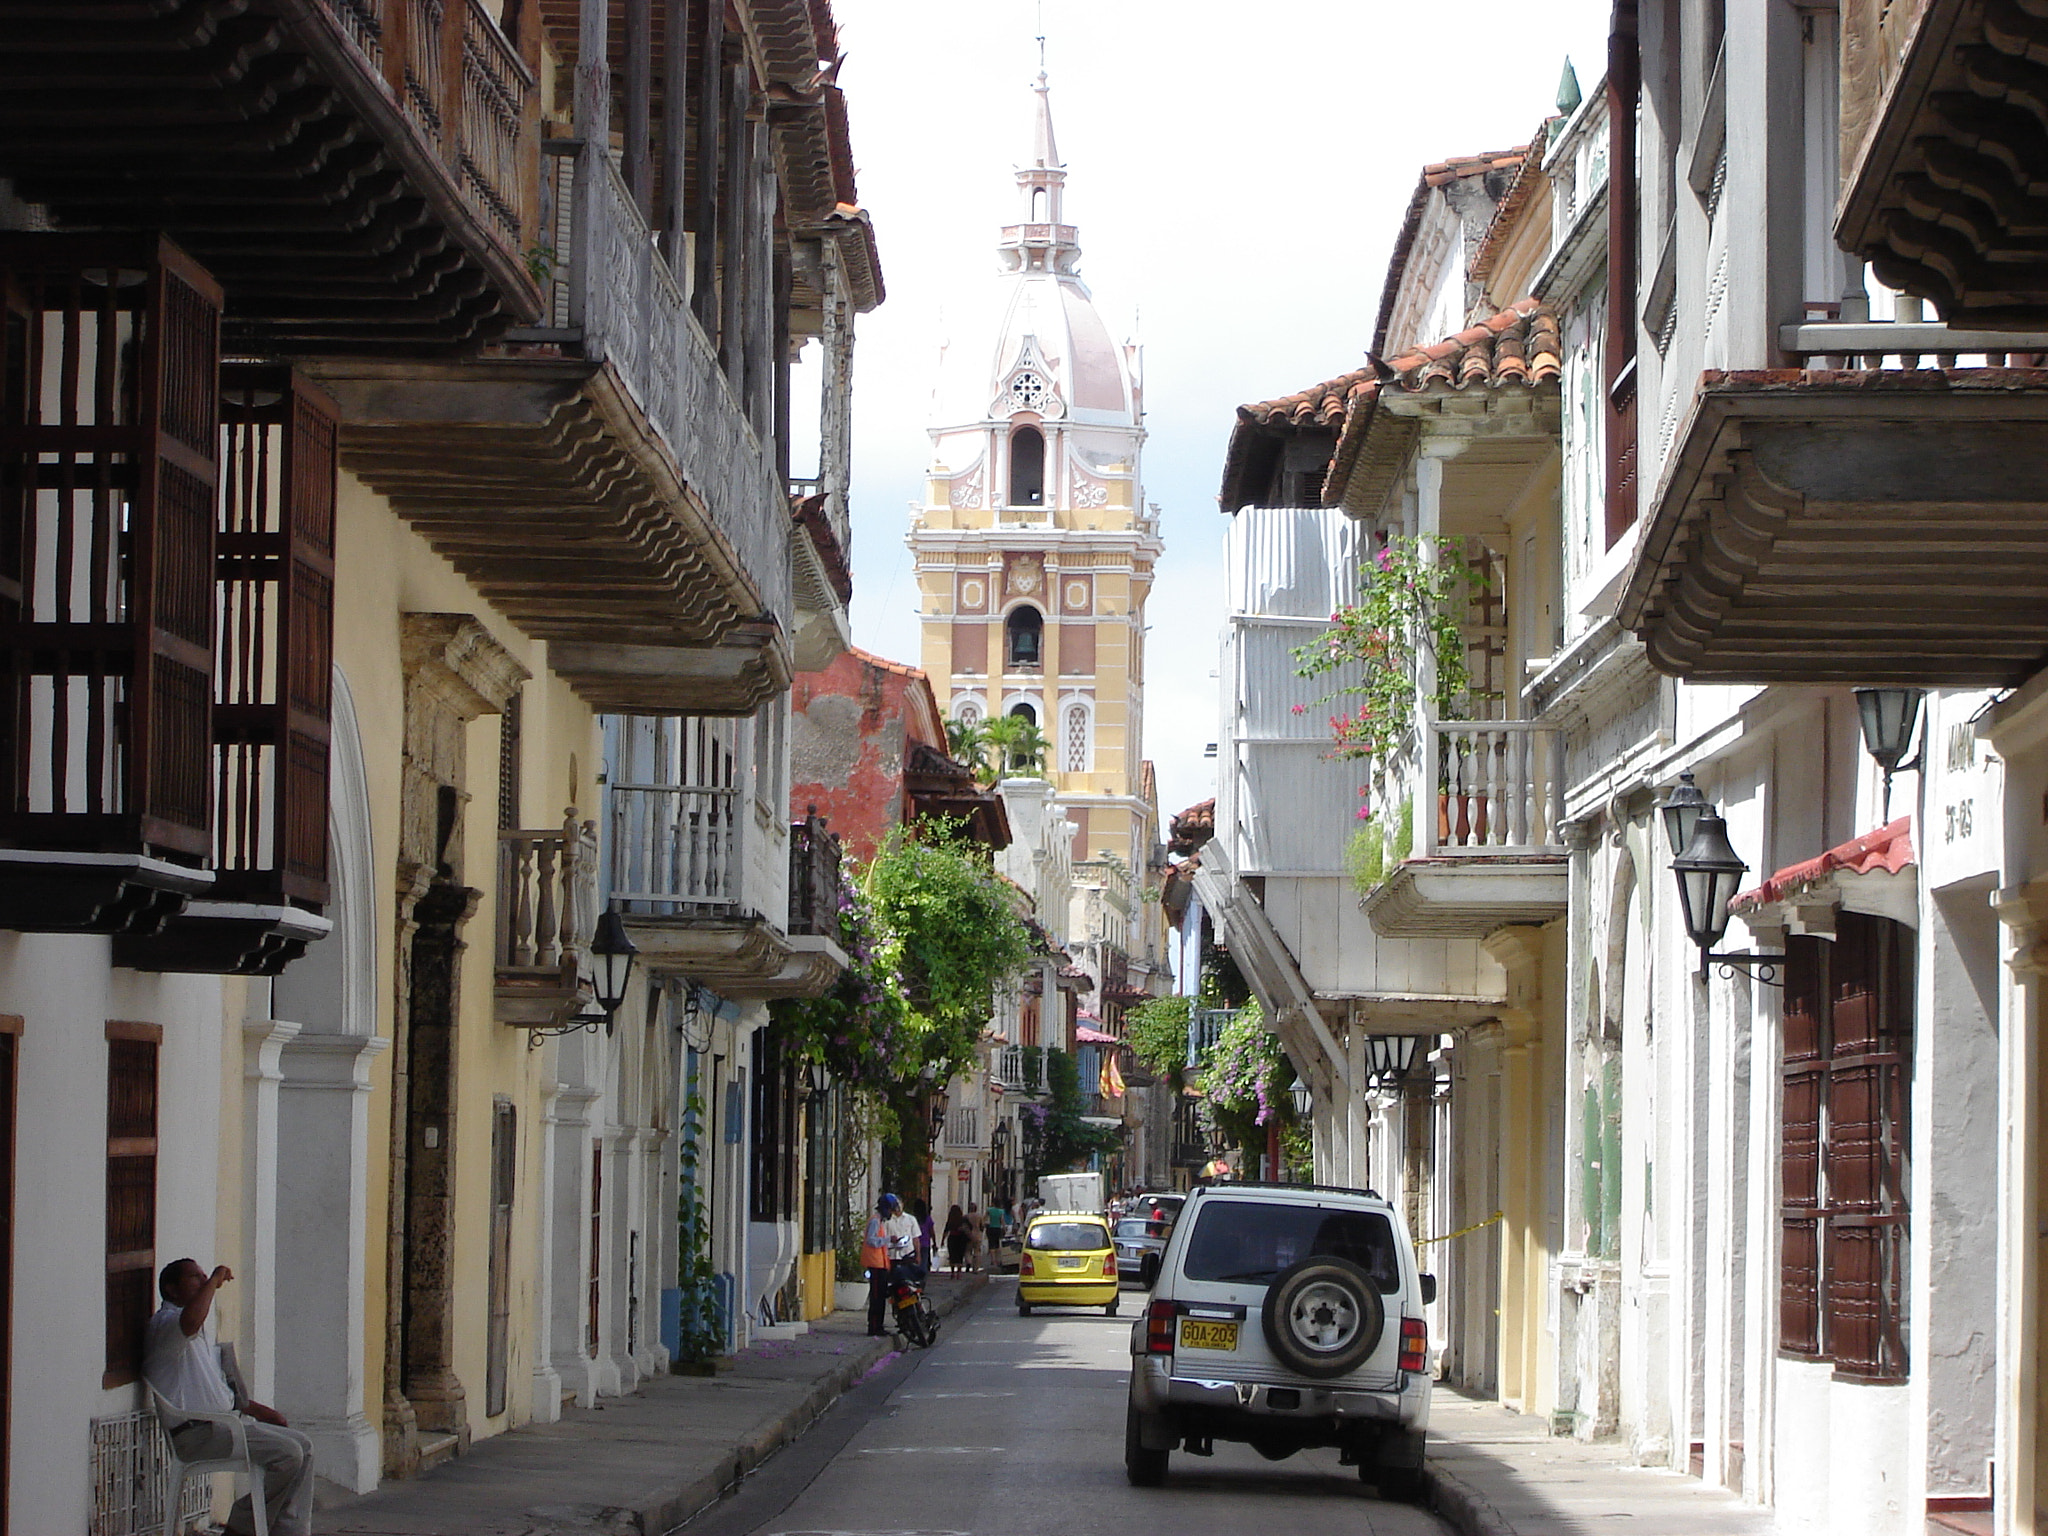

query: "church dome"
xmin=930 ymin=74 xmax=1138 ymax=434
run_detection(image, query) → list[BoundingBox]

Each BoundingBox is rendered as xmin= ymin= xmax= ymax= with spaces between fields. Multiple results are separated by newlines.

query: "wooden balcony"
xmin=495 ymin=811 xmax=598 ymax=1027
xmin=118 ymin=365 xmax=342 ymax=974
xmin=0 ymin=0 xmax=542 ymax=352
xmin=309 ymin=140 xmax=795 ymax=715
xmin=1617 ymin=359 xmax=2048 ymax=686
xmin=1836 ymin=0 xmax=2048 ymax=326
xmin=0 ymin=235 xmax=223 ymax=933
xmin=1362 ymin=721 xmax=1568 ymax=939
xmin=605 ymin=784 xmax=844 ymax=999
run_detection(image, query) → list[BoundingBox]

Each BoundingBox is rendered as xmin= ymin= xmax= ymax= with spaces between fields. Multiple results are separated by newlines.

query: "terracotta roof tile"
xmin=1374 ymin=144 xmax=1531 ymax=356
xmin=1220 ymin=300 xmax=1562 ymax=510
xmin=1469 ymin=121 xmax=1557 ymax=281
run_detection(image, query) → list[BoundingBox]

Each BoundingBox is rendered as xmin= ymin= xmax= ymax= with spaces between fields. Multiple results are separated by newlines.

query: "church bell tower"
xmin=909 ymin=72 xmax=1162 ymax=873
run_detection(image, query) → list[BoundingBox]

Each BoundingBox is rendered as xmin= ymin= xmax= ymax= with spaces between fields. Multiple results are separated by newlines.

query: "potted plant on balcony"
xmin=1295 ymin=535 xmax=1488 ymax=873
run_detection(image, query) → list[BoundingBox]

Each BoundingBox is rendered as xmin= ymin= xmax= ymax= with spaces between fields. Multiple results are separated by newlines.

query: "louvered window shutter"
xmin=1780 ymin=935 xmax=1826 ymax=1357
xmin=214 ymin=364 xmax=337 ymax=906
xmin=0 ymin=236 xmax=221 ymax=857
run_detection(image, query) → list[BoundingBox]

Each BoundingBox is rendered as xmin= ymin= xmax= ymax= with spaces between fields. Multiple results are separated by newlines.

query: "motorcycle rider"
xmin=864 ymin=1192 xmax=922 ymax=1337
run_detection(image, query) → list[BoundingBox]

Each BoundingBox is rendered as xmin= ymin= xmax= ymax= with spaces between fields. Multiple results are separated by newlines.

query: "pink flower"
xmin=1290 ymin=703 xmax=1306 ymax=715
xmin=1356 ymin=806 xmax=1372 ymax=820
xmin=1376 ymin=547 xmax=1395 ymax=570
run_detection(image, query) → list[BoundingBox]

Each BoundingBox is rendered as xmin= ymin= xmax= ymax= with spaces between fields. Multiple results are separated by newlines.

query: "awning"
xmin=1075 ymin=1023 xmax=1118 ymax=1044
xmin=1731 ymin=817 xmax=1914 ymax=914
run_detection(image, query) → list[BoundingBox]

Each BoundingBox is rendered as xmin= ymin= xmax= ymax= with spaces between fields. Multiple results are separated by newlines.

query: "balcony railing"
xmin=788 ymin=810 xmax=844 ymax=938
xmin=1421 ymin=721 xmax=1566 ymax=857
xmin=607 ymin=783 xmax=739 ymax=912
xmin=327 ymin=0 xmax=535 ymax=259
xmin=1779 ymin=308 xmax=2048 ymax=370
xmin=497 ymin=812 xmax=598 ymax=977
xmin=536 ymin=139 xmax=791 ymax=626
xmin=943 ymin=1107 xmax=981 ymax=1150
xmin=996 ymin=1045 xmax=1042 ymax=1094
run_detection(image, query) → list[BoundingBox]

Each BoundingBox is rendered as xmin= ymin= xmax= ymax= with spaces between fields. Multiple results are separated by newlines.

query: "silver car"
xmin=1113 ymin=1215 xmax=1170 ymax=1288
xmin=1124 ymin=1183 xmax=1436 ymax=1500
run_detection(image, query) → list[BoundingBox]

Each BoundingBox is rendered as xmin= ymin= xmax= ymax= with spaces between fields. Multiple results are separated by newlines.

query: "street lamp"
xmin=802 ymin=1059 xmax=830 ymax=1102
xmin=1668 ymin=808 xmax=1781 ymax=983
xmin=1657 ymin=770 xmax=1710 ymax=858
xmin=1853 ymin=686 xmax=1926 ymax=817
xmin=1365 ymin=1034 xmax=1428 ymax=1090
xmin=1288 ymin=1073 xmax=1312 ymax=1118
xmin=928 ymin=1086 xmax=950 ymax=1145
xmin=588 ymin=909 xmax=640 ymax=1034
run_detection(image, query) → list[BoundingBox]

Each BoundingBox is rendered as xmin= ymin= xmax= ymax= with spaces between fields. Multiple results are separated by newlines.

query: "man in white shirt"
xmin=863 ymin=1193 xmax=923 ymax=1336
xmin=143 ymin=1258 xmax=315 ymax=1536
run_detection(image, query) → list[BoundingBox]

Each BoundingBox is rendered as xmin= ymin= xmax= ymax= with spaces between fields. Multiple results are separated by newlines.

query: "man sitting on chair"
xmin=144 ymin=1258 xmax=315 ymax=1536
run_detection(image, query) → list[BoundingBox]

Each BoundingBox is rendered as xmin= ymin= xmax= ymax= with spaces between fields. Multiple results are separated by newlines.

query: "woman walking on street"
xmin=944 ymin=1203 xmax=971 ymax=1273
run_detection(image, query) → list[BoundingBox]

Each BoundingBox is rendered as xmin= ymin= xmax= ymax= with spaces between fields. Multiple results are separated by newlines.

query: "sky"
xmin=816 ymin=0 xmax=1613 ymax=825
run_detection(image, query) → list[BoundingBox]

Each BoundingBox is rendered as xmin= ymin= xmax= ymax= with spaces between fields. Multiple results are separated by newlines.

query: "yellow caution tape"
xmin=1414 ymin=1209 xmax=1505 ymax=1246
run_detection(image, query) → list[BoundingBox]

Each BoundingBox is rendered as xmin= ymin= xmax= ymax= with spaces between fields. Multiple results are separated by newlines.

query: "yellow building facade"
xmin=910 ymin=75 xmax=1163 ymax=877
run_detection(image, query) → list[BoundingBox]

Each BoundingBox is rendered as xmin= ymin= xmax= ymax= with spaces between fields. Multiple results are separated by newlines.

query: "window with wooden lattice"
xmin=1780 ymin=911 xmax=1911 ymax=1381
xmin=104 ymin=1022 xmax=160 ymax=1389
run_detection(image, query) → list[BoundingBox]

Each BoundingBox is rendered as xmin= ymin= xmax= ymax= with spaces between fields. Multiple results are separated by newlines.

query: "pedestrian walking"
xmin=912 ymin=1197 xmax=935 ymax=1273
xmin=966 ymin=1201 xmax=986 ymax=1268
xmin=986 ymin=1199 xmax=1009 ymax=1263
xmin=944 ymin=1203 xmax=971 ymax=1273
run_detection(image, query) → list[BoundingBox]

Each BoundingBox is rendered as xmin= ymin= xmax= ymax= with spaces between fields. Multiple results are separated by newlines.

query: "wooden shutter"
xmin=1780 ymin=935 xmax=1826 ymax=1357
xmin=103 ymin=1021 xmax=160 ymax=1389
xmin=214 ymin=364 xmax=336 ymax=906
xmin=1824 ymin=912 xmax=1909 ymax=1380
xmin=0 ymin=235 xmax=221 ymax=859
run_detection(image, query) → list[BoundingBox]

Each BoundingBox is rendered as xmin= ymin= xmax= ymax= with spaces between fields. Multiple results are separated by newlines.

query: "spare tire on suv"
xmin=1259 ymin=1254 xmax=1384 ymax=1379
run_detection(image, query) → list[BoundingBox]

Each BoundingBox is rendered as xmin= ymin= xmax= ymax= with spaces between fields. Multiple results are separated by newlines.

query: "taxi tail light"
xmin=1104 ymin=1254 xmax=1117 ymax=1276
xmin=1020 ymin=1253 xmax=1035 ymax=1276
xmin=1399 ymin=1316 xmax=1428 ymax=1374
xmin=1145 ymin=1299 xmax=1176 ymax=1355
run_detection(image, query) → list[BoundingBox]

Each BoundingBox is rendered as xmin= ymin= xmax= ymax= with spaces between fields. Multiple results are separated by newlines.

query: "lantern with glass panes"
xmin=1662 ymin=800 xmax=1783 ymax=984
xmin=1365 ymin=1034 xmax=1430 ymax=1090
xmin=526 ymin=907 xmax=641 ymax=1046
xmin=1853 ymin=687 xmax=1926 ymax=819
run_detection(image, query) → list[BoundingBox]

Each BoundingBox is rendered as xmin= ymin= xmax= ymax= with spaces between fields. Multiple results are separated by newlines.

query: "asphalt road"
xmin=681 ymin=1276 xmax=1452 ymax=1536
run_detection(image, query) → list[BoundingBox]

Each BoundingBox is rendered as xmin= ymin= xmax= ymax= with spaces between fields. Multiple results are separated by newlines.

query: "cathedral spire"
xmin=1000 ymin=71 xmax=1079 ymax=273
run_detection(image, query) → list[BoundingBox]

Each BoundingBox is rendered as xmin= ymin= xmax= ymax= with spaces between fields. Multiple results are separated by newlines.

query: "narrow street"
xmin=686 ymin=1279 xmax=1452 ymax=1536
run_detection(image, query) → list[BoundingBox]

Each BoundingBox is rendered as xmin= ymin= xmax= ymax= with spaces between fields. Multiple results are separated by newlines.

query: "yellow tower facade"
xmin=909 ymin=73 xmax=1163 ymax=874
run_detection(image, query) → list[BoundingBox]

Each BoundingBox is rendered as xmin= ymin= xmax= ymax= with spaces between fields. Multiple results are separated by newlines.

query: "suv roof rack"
xmin=1194 ymin=1180 xmax=1382 ymax=1200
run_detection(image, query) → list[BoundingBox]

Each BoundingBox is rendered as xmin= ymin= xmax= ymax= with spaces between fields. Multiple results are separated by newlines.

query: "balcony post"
xmin=623 ymin=0 xmax=652 ymax=214
xmin=1415 ymin=452 xmax=1445 ymax=858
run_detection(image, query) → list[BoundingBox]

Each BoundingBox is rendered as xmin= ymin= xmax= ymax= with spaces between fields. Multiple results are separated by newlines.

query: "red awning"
xmin=1730 ymin=817 xmax=1914 ymax=913
xmin=1075 ymin=1024 xmax=1118 ymax=1044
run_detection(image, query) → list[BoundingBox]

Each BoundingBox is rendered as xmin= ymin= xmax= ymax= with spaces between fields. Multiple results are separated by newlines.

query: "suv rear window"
xmin=1179 ymin=1201 xmax=1402 ymax=1291
xmin=1027 ymin=1221 xmax=1110 ymax=1251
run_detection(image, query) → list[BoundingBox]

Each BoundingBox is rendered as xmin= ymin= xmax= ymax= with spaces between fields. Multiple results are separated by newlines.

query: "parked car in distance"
xmin=1132 ymin=1191 xmax=1185 ymax=1225
xmin=1019 ymin=1212 xmax=1120 ymax=1315
xmin=1124 ymin=1182 xmax=1436 ymax=1500
xmin=1114 ymin=1213 xmax=1172 ymax=1289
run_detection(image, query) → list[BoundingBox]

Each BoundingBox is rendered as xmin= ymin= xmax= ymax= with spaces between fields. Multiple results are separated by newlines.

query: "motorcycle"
xmin=891 ymin=1268 xmax=940 ymax=1348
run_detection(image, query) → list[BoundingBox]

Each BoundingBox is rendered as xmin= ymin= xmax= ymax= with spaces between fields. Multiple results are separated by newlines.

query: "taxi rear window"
xmin=1179 ymin=1202 xmax=1401 ymax=1291
xmin=1027 ymin=1220 xmax=1111 ymax=1251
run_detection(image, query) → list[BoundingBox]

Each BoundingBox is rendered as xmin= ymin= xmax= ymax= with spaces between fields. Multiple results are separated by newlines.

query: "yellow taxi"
xmin=1017 ymin=1212 xmax=1120 ymax=1315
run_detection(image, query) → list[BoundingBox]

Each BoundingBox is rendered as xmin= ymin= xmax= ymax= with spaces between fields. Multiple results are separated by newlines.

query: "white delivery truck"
xmin=1038 ymin=1172 xmax=1105 ymax=1212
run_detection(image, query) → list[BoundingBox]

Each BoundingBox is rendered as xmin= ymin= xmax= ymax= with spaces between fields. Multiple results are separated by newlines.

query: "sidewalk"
xmin=1425 ymin=1389 xmax=1782 ymax=1536
xmin=324 ymin=1272 xmax=984 ymax=1536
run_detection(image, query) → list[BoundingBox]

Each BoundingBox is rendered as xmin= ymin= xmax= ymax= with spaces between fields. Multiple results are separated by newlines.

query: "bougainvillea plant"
xmin=1292 ymin=535 xmax=1488 ymax=766
xmin=768 ymin=881 xmax=907 ymax=1095
xmin=1123 ymin=994 xmax=1193 ymax=1091
xmin=1195 ymin=998 xmax=1300 ymax=1151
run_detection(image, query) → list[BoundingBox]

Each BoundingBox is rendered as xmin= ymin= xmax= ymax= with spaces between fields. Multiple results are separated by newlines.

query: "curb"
xmin=1424 ymin=1462 xmax=1519 ymax=1536
xmin=631 ymin=1273 xmax=989 ymax=1535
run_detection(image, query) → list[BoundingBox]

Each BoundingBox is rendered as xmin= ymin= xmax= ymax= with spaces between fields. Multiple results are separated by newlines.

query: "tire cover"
xmin=1259 ymin=1256 xmax=1384 ymax=1378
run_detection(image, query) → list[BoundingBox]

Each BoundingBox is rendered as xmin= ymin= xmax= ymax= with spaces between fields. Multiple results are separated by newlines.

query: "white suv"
xmin=1124 ymin=1182 xmax=1435 ymax=1499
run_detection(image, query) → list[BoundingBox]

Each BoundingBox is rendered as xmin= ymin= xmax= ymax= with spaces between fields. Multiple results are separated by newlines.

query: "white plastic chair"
xmin=145 ymin=1347 xmax=269 ymax=1536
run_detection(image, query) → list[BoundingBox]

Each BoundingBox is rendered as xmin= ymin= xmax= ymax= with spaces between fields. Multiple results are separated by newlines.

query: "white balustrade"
xmin=1423 ymin=721 xmax=1566 ymax=856
xmin=607 ymin=782 xmax=740 ymax=910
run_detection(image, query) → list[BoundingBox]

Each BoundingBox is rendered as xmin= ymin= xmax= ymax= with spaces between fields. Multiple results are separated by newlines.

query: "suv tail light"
xmin=1145 ymin=1299 xmax=1176 ymax=1355
xmin=1399 ymin=1316 xmax=1428 ymax=1374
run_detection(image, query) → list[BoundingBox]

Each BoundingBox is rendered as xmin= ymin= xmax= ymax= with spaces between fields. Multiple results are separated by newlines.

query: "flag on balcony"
xmin=1100 ymin=1052 xmax=1125 ymax=1099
